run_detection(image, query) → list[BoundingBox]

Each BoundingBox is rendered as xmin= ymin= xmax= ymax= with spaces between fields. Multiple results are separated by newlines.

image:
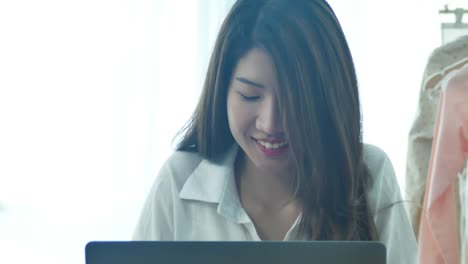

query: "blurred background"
xmin=0 ymin=0 xmax=467 ymax=263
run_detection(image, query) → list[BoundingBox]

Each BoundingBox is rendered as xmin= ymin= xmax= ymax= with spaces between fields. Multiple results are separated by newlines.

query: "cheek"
xmin=227 ymin=97 xmax=255 ymax=132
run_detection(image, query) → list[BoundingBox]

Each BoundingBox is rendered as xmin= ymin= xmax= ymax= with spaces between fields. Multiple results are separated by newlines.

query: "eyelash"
xmin=239 ymin=93 xmax=260 ymax=102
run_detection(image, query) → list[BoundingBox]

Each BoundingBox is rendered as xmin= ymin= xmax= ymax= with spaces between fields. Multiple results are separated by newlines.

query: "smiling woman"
xmin=133 ymin=1 xmax=417 ymax=263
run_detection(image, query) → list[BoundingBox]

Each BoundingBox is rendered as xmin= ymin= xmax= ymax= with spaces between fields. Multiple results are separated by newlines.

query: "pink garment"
xmin=419 ymin=66 xmax=468 ymax=264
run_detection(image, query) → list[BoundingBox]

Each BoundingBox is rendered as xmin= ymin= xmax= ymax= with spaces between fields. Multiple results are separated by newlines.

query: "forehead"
xmin=232 ymin=48 xmax=279 ymax=89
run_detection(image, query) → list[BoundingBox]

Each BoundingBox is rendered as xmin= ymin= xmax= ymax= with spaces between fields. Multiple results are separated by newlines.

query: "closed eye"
xmin=238 ymin=93 xmax=260 ymax=102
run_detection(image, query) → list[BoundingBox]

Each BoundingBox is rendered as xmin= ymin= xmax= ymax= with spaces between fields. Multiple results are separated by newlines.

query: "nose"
xmin=256 ymin=96 xmax=284 ymax=136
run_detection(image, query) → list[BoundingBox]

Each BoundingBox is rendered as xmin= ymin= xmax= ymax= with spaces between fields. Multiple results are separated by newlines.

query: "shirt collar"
xmin=179 ymin=144 xmax=251 ymax=223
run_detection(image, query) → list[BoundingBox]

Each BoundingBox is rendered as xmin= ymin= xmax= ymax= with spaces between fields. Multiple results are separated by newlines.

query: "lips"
xmin=254 ymin=138 xmax=288 ymax=156
xmin=256 ymin=139 xmax=288 ymax=149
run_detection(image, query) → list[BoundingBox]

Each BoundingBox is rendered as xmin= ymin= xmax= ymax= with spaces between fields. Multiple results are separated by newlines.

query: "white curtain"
xmin=0 ymin=1 xmax=233 ymax=264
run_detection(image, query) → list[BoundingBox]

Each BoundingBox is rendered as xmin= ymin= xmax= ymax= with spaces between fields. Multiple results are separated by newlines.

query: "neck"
xmin=235 ymin=152 xmax=297 ymax=211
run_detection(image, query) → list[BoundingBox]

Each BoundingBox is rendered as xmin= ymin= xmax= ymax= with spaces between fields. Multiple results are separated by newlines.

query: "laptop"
xmin=85 ymin=241 xmax=386 ymax=264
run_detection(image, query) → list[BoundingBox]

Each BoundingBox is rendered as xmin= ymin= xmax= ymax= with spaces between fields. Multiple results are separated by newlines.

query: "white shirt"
xmin=133 ymin=144 xmax=417 ymax=264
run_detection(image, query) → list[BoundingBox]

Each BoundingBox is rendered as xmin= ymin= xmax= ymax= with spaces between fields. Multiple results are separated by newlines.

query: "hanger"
xmin=439 ymin=5 xmax=468 ymax=27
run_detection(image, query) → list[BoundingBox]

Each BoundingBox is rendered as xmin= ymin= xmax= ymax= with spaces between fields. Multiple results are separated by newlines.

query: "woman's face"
xmin=227 ymin=48 xmax=291 ymax=174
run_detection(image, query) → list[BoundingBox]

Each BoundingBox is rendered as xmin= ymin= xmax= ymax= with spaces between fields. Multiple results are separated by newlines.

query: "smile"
xmin=254 ymin=139 xmax=289 ymax=157
xmin=256 ymin=140 xmax=288 ymax=149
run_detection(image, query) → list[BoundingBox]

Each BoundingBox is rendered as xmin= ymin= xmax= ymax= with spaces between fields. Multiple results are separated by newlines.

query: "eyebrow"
xmin=235 ymin=77 xmax=265 ymax=89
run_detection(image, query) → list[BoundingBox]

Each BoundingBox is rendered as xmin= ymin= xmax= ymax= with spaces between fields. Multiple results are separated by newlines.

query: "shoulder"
xmin=143 ymin=150 xmax=204 ymax=214
xmin=362 ymin=143 xmax=393 ymax=179
xmin=362 ymin=144 xmax=401 ymax=210
xmin=157 ymin=150 xmax=204 ymax=191
xmin=132 ymin=150 xmax=203 ymax=240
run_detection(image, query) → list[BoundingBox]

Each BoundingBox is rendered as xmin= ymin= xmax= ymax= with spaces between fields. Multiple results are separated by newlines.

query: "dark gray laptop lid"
xmin=85 ymin=241 xmax=386 ymax=264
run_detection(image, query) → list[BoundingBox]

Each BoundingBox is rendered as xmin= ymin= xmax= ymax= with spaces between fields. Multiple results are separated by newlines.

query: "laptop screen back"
xmin=85 ymin=241 xmax=386 ymax=264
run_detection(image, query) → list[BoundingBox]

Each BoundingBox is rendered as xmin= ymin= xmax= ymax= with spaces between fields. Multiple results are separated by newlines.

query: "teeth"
xmin=257 ymin=140 xmax=288 ymax=149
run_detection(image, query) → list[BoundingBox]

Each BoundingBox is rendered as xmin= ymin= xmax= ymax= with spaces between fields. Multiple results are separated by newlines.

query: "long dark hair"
xmin=176 ymin=0 xmax=378 ymax=240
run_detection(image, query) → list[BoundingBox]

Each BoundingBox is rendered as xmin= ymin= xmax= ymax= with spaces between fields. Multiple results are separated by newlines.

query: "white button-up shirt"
xmin=133 ymin=144 xmax=417 ymax=264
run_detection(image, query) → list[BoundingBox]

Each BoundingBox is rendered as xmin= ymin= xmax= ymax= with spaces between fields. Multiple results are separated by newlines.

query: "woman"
xmin=133 ymin=0 xmax=417 ymax=263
